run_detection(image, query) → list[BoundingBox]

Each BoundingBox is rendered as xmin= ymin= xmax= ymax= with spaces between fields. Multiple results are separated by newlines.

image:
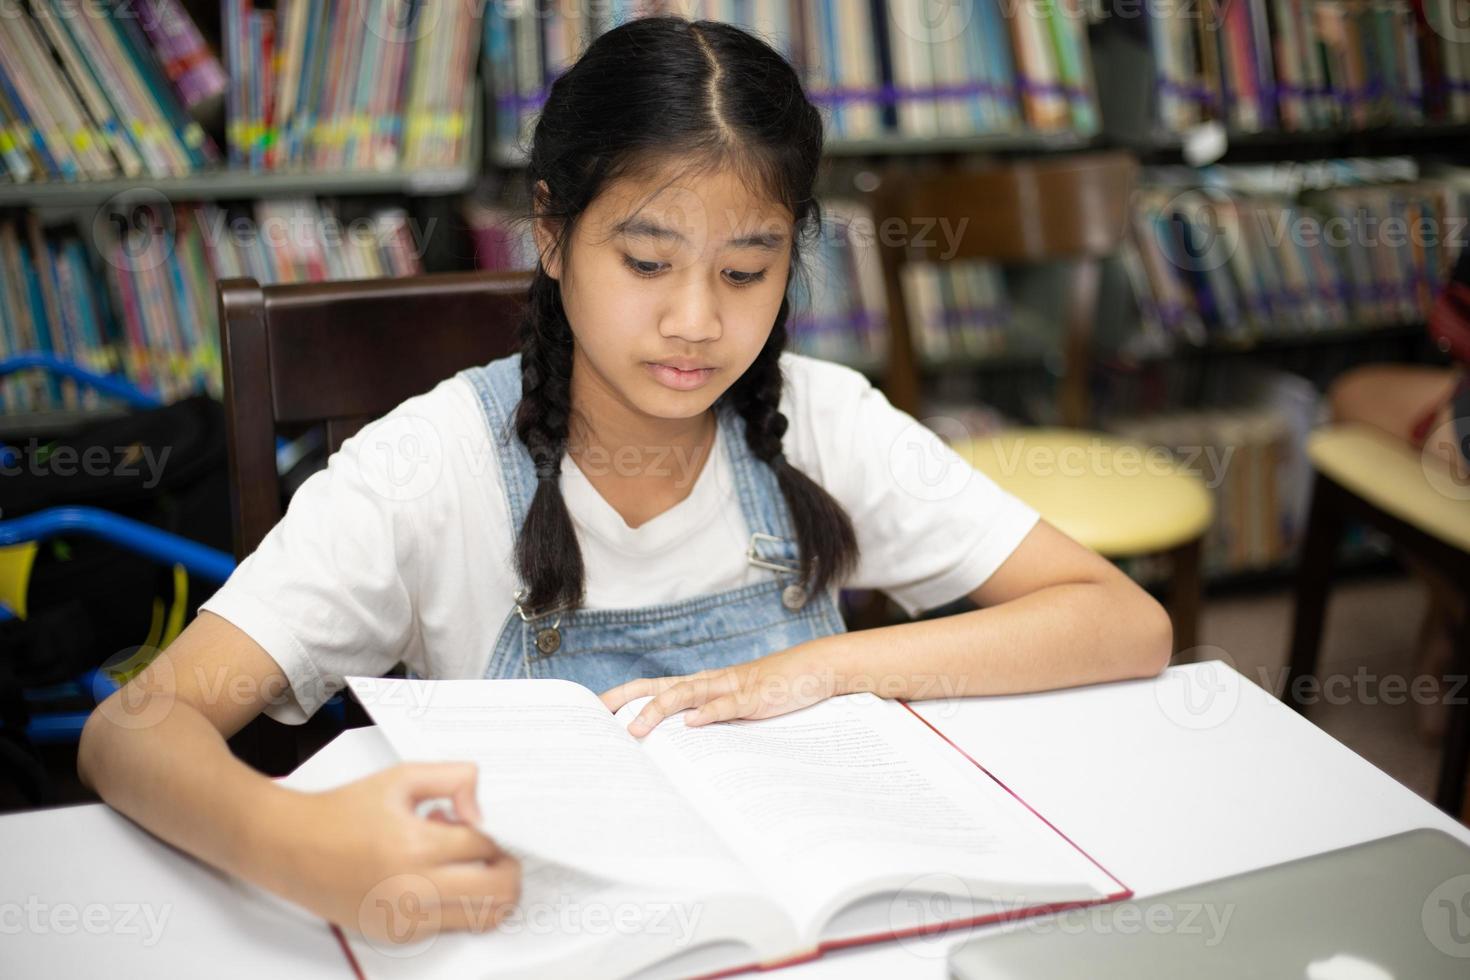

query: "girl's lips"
xmin=645 ymin=362 xmax=715 ymax=391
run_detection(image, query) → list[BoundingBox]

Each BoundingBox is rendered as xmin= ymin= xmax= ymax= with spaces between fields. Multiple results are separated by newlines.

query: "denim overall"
xmin=457 ymin=353 xmax=848 ymax=691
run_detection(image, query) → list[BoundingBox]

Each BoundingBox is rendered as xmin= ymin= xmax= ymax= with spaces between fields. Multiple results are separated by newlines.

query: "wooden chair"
xmin=216 ymin=270 xmax=531 ymax=773
xmin=863 ymin=153 xmax=1214 ymax=657
xmin=1284 ymin=424 xmax=1470 ymax=814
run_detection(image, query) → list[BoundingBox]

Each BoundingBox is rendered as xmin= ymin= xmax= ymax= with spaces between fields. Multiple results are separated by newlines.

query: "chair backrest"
xmin=863 ymin=151 xmax=1138 ymax=424
xmin=217 ymin=270 xmax=531 ymax=560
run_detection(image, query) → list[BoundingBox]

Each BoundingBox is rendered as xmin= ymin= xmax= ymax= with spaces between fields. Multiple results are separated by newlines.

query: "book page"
xmin=342 ymin=853 xmax=792 ymax=980
xmin=618 ymin=692 xmax=1112 ymax=940
xmin=347 ymin=677 xmax=760 ymax=892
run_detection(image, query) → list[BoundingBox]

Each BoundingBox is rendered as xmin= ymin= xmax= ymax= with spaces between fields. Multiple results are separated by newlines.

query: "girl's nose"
xmin=660 ymin=274 xmax=722 ymax=343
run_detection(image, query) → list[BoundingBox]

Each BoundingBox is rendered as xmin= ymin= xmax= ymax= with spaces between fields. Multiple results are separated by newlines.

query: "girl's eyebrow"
xmin=612 ymin=216 xmax=787 ymax=252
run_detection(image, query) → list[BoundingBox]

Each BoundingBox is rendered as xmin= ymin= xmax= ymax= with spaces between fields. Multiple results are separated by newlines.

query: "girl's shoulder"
xmin=776 ymin=350 xmax=876 ymax=417
xmin=775 ymin=351 xmax=894 ymax=485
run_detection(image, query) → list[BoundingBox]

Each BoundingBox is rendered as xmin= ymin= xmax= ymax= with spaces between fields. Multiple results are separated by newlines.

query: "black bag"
xmin=0 ymin=394 xmax=233 ymax=708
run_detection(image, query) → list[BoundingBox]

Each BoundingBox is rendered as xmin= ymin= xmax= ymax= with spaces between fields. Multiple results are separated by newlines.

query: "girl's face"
xmin=536 ymin=165 xmax=795 ymax=424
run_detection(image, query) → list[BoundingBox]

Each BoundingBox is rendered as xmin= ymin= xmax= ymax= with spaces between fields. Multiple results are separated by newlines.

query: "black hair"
xmin=513 ymin=15 xmax=858 ymax=615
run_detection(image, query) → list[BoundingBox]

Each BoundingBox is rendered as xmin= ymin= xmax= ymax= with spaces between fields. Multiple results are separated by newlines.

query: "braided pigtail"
xmin=511 ymin=269 xmax=585 ymax=613
xmin=723 ymin=292 xmax=859 ymax=598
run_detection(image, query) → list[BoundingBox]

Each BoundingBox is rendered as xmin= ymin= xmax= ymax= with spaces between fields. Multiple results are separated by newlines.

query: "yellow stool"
xmin=950 ymin=428 xmax=1215 ymax=658
xmin=1285 ymin=423 xmax=1470 ymax=814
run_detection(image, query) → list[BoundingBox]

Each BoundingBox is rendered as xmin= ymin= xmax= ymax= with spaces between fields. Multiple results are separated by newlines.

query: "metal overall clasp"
xmin=746 ymin=532 xmax=809 ymax=611
xmin=513 ymin=588 xmax=571 ymax=657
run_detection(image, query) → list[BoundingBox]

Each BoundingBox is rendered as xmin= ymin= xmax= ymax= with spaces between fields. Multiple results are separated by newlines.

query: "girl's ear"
xmin=532 ymin=179 xmax=565 ymax=281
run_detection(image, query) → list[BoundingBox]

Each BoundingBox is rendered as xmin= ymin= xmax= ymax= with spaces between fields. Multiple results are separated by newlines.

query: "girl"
xmin=79 ymin=16 xmax=1172 ymax=941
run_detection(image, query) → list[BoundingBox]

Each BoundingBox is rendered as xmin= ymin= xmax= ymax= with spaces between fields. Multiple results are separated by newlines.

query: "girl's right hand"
xmin=267 ymin=761 xmax=521 ymax=944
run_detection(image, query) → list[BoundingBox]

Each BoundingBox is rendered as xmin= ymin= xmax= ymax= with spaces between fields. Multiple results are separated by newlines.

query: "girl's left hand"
xmin=598 ymin=644 xmax=841 ymax=737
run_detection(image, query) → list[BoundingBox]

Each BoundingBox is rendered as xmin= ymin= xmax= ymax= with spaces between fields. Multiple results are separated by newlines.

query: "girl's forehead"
xmin=588 ymin=168 xmax=794 ymax=249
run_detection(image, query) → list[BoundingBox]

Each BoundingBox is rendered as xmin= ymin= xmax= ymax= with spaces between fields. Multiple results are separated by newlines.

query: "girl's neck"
xmin=565 ymin=360 xmax=718 ymax=477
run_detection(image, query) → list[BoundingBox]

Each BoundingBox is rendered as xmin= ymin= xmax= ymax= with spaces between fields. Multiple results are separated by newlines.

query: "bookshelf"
xmin=0 ymin=0 xmax=488 ymax=413
xmin=0 ymin=88 xmax=483 ymax=207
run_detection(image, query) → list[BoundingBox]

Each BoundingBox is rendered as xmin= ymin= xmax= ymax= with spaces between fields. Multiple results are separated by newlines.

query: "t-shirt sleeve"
xmin=197 ymin=405 xmax=439 ymax=724
xmin=788 ymin=356 xmax=1041 ymax=618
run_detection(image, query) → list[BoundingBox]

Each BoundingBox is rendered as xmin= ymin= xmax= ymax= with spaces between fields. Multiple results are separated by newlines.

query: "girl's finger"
xmin=628 ymin=672 xmax=736 ymax=736
xmin=430 ymin=856 xmax=522 ymax=933
xmin=686 ymin=692 xmax=752 ymax=726
xmin=599 ymin=673 xmax=691 ymax=712
xmin=391 ymin=762 xmax=480 ymax=810
xmin=421 ymin=822 xmax=505 ymax=865
xmin=598 ymin=677 xmax=656 ymax=711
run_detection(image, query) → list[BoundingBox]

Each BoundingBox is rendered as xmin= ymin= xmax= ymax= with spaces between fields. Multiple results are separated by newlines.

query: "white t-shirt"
xmin=199 ymin=352 xmax=1040 ymax=723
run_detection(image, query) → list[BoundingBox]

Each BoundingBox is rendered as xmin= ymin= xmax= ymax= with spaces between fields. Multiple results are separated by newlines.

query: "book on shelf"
xmin=133 ymin=0 xmax=229 ymax=117
xmin=337 ymin=675 xmax=1131 ymax=980
xmin=1125 ymin=161 xmax=1467 ymax=348
xmin=787 ymin=198 xmax=888 ymax=367
xmin=0 ymin=199 xmax=425 ymax=412
xmin=0 ymin=0 xmax=221 ymax=184
xmin=1095 ymin=0 xmax=1470 ymax=144
xmin=0 ymin=213 xmax=117 ymax=413
xmin=899 ymin=259 xmax=1013 ymax=365
xmin=224 ymin=0 xmax=483 ymax=175
xmin=485 ymin=0 xmax=1099 ymax=161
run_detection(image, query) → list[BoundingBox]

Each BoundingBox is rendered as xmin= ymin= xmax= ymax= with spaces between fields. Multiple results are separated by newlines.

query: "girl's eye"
xmin=622 ymin=254 xmax=767 ymax=287
xmin=623 ymin=255 xmax=665 ymax=277
xmin=725 ymin=269 xmax=768 ymax=287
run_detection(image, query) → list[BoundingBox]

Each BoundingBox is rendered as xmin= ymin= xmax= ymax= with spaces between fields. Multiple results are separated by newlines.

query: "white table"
xmin=4 ymin=660 xmax=1466 ymax=978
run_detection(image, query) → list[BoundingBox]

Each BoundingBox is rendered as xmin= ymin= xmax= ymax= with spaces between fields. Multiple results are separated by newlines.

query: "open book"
xmin=341 ymin=677 xmax=1131 ymax=979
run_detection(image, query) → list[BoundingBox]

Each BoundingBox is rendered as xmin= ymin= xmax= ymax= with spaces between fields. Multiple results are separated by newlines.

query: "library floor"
xmin=1200 ymin=571 xmax=1461 ymax=822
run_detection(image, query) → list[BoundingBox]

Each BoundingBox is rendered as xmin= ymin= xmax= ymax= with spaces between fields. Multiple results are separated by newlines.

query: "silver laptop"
xmin=949 ymin=828 xmax=1470 ymax=979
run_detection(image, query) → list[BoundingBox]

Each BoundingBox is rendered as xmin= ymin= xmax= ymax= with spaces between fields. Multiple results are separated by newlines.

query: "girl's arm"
xmin=603 ymin=520 xmax=1174 ymax=732
xmin=828 ymin=518 xmax=1173 ymax=700
xmin=78 ymin=611 xmax=520 ymax=941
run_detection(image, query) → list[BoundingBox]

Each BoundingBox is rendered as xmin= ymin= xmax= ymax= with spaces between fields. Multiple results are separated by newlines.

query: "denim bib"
xmin=456 ymin=353 xmax=847 ymax=691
